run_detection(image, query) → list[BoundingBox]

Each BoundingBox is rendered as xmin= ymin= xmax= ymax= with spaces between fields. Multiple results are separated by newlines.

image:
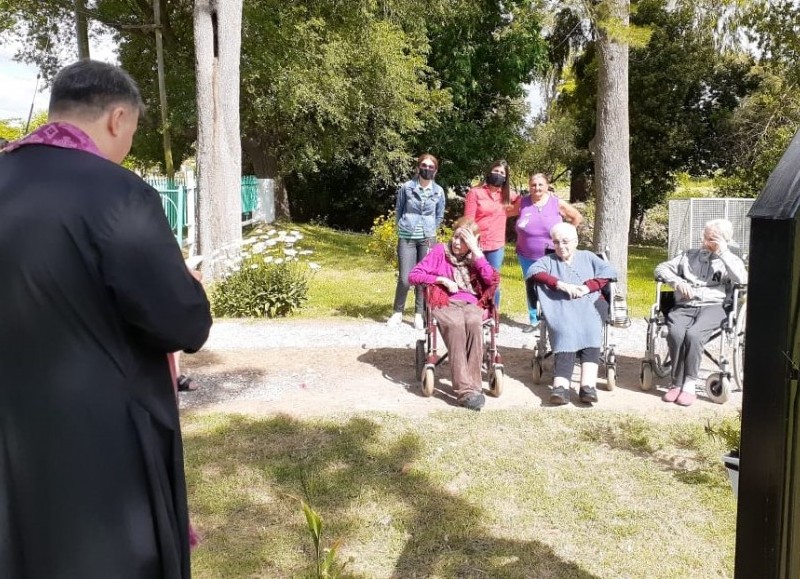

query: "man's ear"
xmin=107 ymin=106 xmax=127 ymax=137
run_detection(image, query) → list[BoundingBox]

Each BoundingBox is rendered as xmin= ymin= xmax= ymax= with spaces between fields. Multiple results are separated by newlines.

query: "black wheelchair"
xmin=639 ymin=279 xmax=746 ymax=404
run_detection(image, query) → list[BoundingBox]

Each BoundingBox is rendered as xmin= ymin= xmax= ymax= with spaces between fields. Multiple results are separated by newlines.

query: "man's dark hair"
xmin=49 ymin=60 xmax=144 ymax=119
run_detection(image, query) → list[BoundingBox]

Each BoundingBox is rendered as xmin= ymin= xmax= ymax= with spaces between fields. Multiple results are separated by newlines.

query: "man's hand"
xmin=675 ymin=280 xmax=694 ymax=300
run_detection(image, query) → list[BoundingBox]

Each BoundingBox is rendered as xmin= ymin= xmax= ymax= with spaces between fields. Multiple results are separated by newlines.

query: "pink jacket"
xmin=408 ymin=243 xmax=498 ymax=308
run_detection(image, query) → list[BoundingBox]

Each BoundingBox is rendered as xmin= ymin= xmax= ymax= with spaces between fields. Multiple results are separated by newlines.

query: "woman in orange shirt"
xmin=463 ymin=159 xmax=517 ymax=305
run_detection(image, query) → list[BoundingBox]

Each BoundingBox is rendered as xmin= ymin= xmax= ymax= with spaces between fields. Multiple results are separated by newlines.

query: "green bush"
xmin=366 ymin=210 xmax=455 ymax=269
xmin=211 ymin=229 xmax=319 ymax=318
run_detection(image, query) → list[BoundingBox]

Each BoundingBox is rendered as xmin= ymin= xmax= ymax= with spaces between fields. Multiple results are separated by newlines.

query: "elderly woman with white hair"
xmin=526 ymin=222 xmax=618 ymax=405
xmin=654 ymin=218 xmax=747 ymax=406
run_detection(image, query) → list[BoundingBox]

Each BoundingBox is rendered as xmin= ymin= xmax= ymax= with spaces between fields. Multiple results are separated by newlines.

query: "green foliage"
xmin=210 ymin=229 xmax=319 ymax=318
xmin=366 ymin=211 xmax=399 ymax=268
xmin=413 ymin=0 xmax=549 ymax=191
xmin=705 ymin=412 xmax=742 ymax=456
xmin=366 ymin=210 xmax=454 ymax=269
xmin=301 ymin=501 xmax=350 ymax=579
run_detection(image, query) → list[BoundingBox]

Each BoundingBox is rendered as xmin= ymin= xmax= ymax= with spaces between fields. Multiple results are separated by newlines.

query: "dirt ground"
xmin=181 ymin=330 xmax=742 ymax=420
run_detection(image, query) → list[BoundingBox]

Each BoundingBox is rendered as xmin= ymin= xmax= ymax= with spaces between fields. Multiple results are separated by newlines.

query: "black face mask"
xmin=486 ymin=172 xmax=505 ymax=187
xmin=419 ymin=167 xmax=436 ymax=180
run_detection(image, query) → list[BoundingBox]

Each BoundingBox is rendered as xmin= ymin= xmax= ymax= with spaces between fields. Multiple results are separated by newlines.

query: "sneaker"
xmin=414 ymin=313 xmax=425 ymax=330
xmin=461 ymin=392 xmax=485 ymax=411
xmin=579 ymin=385 xmax=598 ymax=404
xmin=522 ymin=324 xmax=536 ymax=333
xmin=549 ymin=385 xmax=569 ymax=406
xmin=387 ymin=312 xmax=403 ymax=327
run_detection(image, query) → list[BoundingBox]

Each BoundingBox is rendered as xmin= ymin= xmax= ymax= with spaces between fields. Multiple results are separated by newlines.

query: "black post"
xmin=736 ymin=129 xmax=800 ymax=577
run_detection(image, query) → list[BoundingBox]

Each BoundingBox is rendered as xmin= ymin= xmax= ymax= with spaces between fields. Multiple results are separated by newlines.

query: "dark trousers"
xmin=666 ymin=304 xmax=727 ymax=386
xmin=432 ymin=301 xmax=484 ymax=399
xmin=553 ymin=347 xmax=601 ymax=381
xmin=393 ymin=237 xmax=434 ymax=315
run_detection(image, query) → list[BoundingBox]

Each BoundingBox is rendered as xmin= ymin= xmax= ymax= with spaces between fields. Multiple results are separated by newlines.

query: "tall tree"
xmin=194 ymin=0 xmax=242 ymax=279
xmin=415 ymin=0 xmax=549 ymax=190
xmin=590 ymin=0 xmax=633 ymax=293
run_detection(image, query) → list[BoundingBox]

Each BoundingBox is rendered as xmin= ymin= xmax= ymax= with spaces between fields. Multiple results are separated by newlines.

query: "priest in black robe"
xmin=0 ymin=60 xmax=212 ymax=578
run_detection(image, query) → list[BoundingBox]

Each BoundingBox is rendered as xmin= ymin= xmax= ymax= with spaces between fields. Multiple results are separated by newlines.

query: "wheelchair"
xmin=528 ymin=251 xmax=623 ymax=390
xmin=639 ymin=280 xmax=746 ymax=404
xmin=414 ymin=285 xmax=504 ymax=398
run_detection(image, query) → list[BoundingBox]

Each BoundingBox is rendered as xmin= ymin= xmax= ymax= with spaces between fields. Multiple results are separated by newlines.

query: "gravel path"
xmin=178 ymin=316 xmax=740 ymax=418
xmin=200 ymin=316 xmax=647 ymax=353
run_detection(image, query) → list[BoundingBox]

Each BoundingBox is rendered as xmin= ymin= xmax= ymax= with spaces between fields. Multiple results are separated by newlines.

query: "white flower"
xmin=265 ymin=239 xmax=277 ymax=246
xmin=264 ymin=256 xmax=274 ymax=263
xmin=284 ymin=248 xmax=297 ymax=256
xmin=300 ymin=250 xmax=313 ymax=255
xmin=309 ymin=262 xmax=321 ymax=270
xmin=274 ymin=258 xmax=284 ymax=265
xmin=252 ymin=242 xmax=266 ymax=254
xmin=250 ymin=264 xmax=259 ymax=269
xmin=268 ymin=229 xmax=277 ymax=235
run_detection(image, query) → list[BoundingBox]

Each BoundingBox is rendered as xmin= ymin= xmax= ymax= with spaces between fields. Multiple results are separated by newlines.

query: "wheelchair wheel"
xmin=733 ymin=302 xmax=746 ymax=391
xmin=705 ymin=372 xmax=731 ymax=404
xmin=640 ymin=362 xmax=654 ymax=391
xmin=605 ymin=366 xmax=617 ymax=391
xmin=421 ymin=367 xmax=435 ymax=397
xmin=603 ymin=351 xmax=616 ymax=391
xmin=415 ymin=339 xmax=426 ymax=380
xmin=488 ymin=366 xmax=504 ymax=397
xmin=531 ymin=346 xmax=544 ymax=384
xmin=648 ymin=319 xmax=672 ymax=378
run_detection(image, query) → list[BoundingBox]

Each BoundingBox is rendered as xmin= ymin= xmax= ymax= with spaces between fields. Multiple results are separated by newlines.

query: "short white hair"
xmin=550 ymin=222 xmax=578 ymax=241
xmin=705 ymin=219 xmax=733 ymax=241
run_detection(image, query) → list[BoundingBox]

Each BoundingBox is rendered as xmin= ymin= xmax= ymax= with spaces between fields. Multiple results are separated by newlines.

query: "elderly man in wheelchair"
xmin=408 ymin=217 xmax=499 ymax=411
xmin=652 ymin=218 xmax=747 ymax=406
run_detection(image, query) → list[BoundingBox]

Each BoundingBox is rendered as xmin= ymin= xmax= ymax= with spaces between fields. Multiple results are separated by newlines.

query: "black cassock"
xmin=0 ymin=145 xmax=212 ymax=578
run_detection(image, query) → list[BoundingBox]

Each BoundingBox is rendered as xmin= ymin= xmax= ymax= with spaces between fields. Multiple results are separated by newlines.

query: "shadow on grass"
xmin=335 ymin=301 xmax=393 ymax=321
xmin=357 ymin=347 xmax=466 ymax=409
xmin=184 ymin=414 xmax=600 ymax=578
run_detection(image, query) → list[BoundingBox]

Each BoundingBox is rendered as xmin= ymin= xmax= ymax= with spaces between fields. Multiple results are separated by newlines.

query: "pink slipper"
xmin=675 ymin=391 xmax=697 ymax=406
xmin=662 ymin=387 xmax=681 ymax=403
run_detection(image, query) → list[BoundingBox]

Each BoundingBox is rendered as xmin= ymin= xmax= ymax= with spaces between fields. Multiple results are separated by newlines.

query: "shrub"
xmin=366 ymin=209 xmax=455 ymax=269
xmin=211 ymin=228 xmax=319 ymax=318
xmin=704 ymin=412 xmax=741 ymax=457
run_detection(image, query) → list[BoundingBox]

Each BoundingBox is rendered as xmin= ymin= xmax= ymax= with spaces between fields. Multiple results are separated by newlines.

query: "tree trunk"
xmin=592 ymin=0 xmax=631 ymax=294
xmin=75 ymin=0 xmax=90 ymax=59
xmin=194 ymin=0 xmax=243 ymax=279
xmin=569 ymin=168 xmax=590 ymax=203
xmin=243 ymin=135 xmax=291 ymax=220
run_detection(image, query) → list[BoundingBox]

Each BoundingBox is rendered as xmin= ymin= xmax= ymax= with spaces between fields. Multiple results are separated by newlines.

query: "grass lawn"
xmin=281 ymin=223 xmax=666 ymax=322
xmin=189 ymin=224 xmax=730 ymax=578
xmin=184 ymin=410 xmax=736 ymax=578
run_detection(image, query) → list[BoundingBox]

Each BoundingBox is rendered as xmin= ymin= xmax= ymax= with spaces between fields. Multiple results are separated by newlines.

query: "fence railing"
xmin=144 ymin=173 xmax=274 ymax=250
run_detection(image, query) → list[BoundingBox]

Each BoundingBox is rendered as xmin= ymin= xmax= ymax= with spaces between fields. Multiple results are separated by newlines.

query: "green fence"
xmin=145 ymin=175 xmax=260 ymax=246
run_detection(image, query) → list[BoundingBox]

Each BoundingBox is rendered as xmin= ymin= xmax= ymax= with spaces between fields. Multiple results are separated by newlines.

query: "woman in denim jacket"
xmin=388 ymin=153 xmax=446 ymax=329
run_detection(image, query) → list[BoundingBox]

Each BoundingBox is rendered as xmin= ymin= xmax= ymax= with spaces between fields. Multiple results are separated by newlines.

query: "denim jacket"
xmin=395 ymin=178 xmax=445 ymax=238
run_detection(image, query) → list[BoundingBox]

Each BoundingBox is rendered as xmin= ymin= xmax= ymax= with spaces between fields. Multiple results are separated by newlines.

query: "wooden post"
xmin=736 ymin=129 xmax=800 ymax=577
xmin=153 ymin=0 xmax=174 ymax=182
xmin=75 ymin=0 xmax=90 ymax=59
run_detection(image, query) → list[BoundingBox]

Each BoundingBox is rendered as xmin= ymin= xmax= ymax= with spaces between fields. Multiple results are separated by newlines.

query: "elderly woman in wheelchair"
xmin=408 ymin=217 xmax=499 ymax=411
xmin=652 ymin=218 xmax=747 ymax=406
xmin=526 ymin=222 xmax=618 ymax=406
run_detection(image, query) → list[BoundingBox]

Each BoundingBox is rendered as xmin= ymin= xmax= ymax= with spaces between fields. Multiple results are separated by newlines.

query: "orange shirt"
xmin=463 ymin=184 xmax=517 ymax=251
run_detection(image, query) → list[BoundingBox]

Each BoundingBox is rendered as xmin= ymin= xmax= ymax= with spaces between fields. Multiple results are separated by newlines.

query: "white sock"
xmin=682 ymin=379 xmax=697 ymax=395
